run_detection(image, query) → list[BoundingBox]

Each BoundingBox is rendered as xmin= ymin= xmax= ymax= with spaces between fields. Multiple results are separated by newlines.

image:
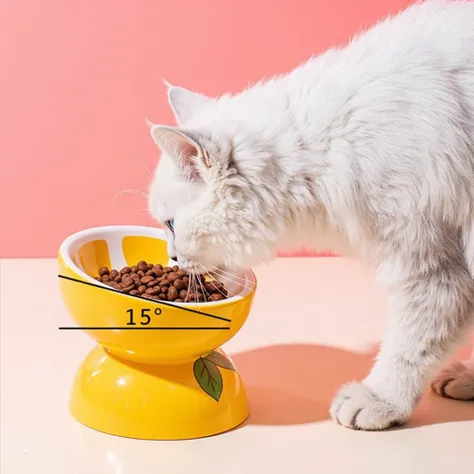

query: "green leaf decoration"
xmin=193 ymin=357 xmax=223 ymax=401
xmin=204 ymin=351 xmax=236 ymax=371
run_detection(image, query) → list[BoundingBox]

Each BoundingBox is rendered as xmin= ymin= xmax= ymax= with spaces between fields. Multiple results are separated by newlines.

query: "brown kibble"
xmin=122 ymin=274 xmax=133 ymax=284
xmin=145 ymin=286 xmax=160 ymax=295
xmin=98 ymin=267 xmax=109 ymax=277
xmin=153 ymin=268 xmax=164 ymax=278
xmin=167 ymin=272 xmax=178 ymax=283
xmin=174 ymin=279 xmax=186 ymax=291
xmin=140 ymin=276 xmax=154 ymax=285
xmin=208 ymin=281 xmax=227 ymax=295
xmin=195 ymin=273 xmax=205 ymax=283
xmin=210 ymin=293 xmax=225 ymax=301
xmin=206 ymin=279 xmax=220 ymax=289
xmin=120 ymin=266 xmax=131 ymax=275
xmin=168 ymin=286 xmax=178 ymax=301
xmin=96 ymin=261 xmax=229 ymax=303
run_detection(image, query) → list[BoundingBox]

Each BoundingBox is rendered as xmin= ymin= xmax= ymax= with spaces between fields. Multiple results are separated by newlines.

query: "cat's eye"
xmin=165 ymin=220 xmax=174 ymax=233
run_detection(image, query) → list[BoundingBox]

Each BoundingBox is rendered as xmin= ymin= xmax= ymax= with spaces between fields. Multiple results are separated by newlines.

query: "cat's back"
xmin=349 ymin=0 xmax=474 ymax=67
xmin=309 ymin=1 xmax=474 ymax=224
xmin=340 ymin=0 xmax=474 ymax=119
xmin=292 ymin=1 xmax=474 ymax=95
xmin=357 ymin=1 xmax=474 ymax=44
xmin=275 ymin=1 xmax=474 ymax=147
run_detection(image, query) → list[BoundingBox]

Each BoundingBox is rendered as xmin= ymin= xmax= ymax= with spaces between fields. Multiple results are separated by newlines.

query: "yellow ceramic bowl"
xmin=58 ymin=225 xmax=257 ymax=440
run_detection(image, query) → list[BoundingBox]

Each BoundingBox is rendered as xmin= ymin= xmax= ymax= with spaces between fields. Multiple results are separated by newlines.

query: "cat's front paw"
xmin=330 ymin=382 xmax=407 ymax=430
xmin=431 ymin=361 xmax=474 ymax=401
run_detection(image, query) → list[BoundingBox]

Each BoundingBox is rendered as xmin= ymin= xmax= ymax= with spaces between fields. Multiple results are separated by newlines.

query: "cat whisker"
xmin=194 ymin=268 xmax=231 ymax=301
xmin=112 ymin=189 xmax=150 ymax=207
xmin=198 ymin=264 xmax=253 ymax=295
xmin=192 ymin=274 xmax=203 ymax=311
xmin=206 ymin=265 xmax=251 ymax=286
xmin=208 ymin=273 xmax=251 ymax=291
xmin=136 ymin=156 xmax=154 ymax=181
xmin=197 ymin=276 xmax=211 ymax=302
xmin=189 ymin=273 xmax=197 ymax=308
xmin=185 ymin=273 xmax=192 ymax=302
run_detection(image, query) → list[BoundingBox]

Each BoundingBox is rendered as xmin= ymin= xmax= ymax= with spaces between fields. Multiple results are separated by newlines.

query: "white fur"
xmin=149 ymin=0 xmax=474 ymax=429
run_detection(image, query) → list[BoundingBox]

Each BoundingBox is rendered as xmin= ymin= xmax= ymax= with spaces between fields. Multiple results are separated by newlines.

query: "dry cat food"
xmin=94 ymin=261 xmax=228 ymax=303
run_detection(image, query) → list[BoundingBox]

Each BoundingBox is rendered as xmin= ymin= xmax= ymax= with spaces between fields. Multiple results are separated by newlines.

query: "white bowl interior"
xmin=59 ymin=225 xmax=256 ymax=306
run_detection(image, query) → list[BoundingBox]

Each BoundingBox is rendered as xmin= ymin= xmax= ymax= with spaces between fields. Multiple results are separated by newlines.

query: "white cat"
xmin=148 ymin=0 xmax=474 ymax=430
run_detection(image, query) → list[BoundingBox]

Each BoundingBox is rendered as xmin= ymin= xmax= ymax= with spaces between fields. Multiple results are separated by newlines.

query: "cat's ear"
xmin=150 ymin=125 xmax=211 ymax=180
xmin=167 ymin=86 xmax=214 ymax=124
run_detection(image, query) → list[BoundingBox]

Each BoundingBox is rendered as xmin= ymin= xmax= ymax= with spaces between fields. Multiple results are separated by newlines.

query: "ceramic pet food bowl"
xmin=58 ymin=225 xmax=257 ymax=440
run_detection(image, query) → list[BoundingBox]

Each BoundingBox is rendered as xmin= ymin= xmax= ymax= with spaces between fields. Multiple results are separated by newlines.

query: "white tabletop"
xmin=1 ymin=258 xmax=473 ymax=474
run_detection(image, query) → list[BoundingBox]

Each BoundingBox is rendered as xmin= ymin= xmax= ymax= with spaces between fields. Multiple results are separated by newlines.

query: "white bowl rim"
xmin=59 ymin=225 xmax=256 ymax=307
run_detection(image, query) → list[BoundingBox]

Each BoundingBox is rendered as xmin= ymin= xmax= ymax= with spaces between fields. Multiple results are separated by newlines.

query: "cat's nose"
xmin=169 ymin=254 xmax=178 ymax=261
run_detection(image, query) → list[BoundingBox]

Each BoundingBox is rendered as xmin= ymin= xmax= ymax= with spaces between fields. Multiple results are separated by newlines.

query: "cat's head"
xmin=148 ymin=85 xmax=279 ymax=274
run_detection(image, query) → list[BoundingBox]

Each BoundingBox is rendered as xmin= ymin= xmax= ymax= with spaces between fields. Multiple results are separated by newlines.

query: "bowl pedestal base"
xmin=69 ymin=345 xmax=249 ymax=440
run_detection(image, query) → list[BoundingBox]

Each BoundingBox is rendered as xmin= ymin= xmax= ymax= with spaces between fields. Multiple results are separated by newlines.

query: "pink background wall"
xmin=0 ymin=0 xmax=412 ymax=258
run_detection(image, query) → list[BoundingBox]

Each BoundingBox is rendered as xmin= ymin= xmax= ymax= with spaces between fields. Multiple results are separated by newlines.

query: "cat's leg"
xmin=431 ymin=221 xmax=474 ymax=400
xmin=431 ymin=342 xmax=474 ymax=401
xmin=330 ymin=251 xmax=474 ymax=430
